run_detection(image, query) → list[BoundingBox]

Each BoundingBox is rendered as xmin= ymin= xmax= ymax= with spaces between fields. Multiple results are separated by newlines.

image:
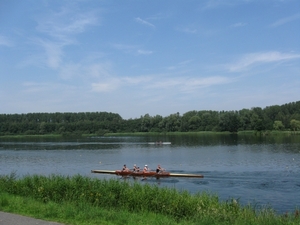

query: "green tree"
xmin=188 ymin=115 xmax=201 ymax=131
xmin=140 ymin=114 xmax=151 ymax=132
xmin=164 ymin=113 xmax=181 ymax=132
xmin=150 ymin=115 xmax=163 ymax=132
xmin=273 ymin=120 xmax=284 ymax=130
xmin=290 ymin=119 xmax=300 ymax=132
xmin=200 ymin=111 xmax=219 ymax=131
xmin=254 ymin=119 xmax=265 ymax=132
xmin=180 ymin=111 xmax=197 ymax=132
xmin=39 ymin=122 xmax=46 ymax=134
xmin=219 ymin=111 xmax=240 ymax=132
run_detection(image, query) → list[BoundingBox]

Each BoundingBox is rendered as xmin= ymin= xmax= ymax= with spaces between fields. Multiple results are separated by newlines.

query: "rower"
xmin=122 ymin=164 xmax=129 ymax=171
xmin=143 ymin=165 xmax=148 ymax=172
xmin=133 ymin=164 xmax=138 ymax=172
xmin=142 ymin=165 xmax=149 ymax=181
xmin=156 ymin=164 xmax=163 ymax=173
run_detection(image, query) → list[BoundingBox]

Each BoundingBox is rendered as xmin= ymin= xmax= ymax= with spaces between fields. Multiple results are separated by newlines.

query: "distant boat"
xmin=148 ymin=142 xmax=171 ymax=145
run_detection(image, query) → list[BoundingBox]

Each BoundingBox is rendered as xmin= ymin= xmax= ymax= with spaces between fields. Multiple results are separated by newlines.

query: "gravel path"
xmin=0 ymin=211 xmax=64 ymax=225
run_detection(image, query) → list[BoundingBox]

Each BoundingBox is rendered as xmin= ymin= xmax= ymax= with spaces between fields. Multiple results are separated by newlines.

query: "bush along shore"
xmin=0 ymin=174 xmax=299 ymax=225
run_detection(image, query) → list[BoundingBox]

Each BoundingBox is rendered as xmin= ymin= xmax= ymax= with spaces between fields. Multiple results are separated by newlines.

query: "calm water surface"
xmin=1 ymin=134 xmax=300 ymax=214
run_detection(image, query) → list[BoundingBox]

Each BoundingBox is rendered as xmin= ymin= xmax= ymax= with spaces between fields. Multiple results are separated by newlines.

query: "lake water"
xmin=0 ymin=134 xmax=300 ymax=214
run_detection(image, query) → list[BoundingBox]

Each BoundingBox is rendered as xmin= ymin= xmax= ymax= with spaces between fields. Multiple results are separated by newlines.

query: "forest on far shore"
xmin=1 ymin=101 xmax=300 ymax=136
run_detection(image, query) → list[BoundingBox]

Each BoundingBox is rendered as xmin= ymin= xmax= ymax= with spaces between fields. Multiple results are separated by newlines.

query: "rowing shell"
xmin=91 ymin=170 xmax=204 ymax=178
xmin=148 ymin=142 xmax=171 ymax=145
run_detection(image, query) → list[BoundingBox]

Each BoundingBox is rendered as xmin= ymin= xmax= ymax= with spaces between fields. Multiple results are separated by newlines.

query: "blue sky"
xmin=1 ymin=0 xmax=299 ymax=119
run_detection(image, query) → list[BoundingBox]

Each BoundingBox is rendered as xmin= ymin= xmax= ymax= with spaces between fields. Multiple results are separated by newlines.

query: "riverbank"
xmin=104 ymin=130 xmax=300 ymax=136
xmin=0 ymin=130 xmax=298 ymax=139
xmin=0 ymin=174 xmax=299 ymax=225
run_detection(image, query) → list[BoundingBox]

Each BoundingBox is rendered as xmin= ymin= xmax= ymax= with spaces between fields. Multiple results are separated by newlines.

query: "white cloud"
xmin=42 ymin=41 xmax=64 ymax=69
xmin=0 ymin=35 xmax=13 ymax=47
xmin=228 ymin=51 xmax=300 ymax=72
xmin=84 ymin=63 xmax=119 ymax=93
xmin=201 ymin=0 xmax=239 ymax=10
xmin=231 ymin=22 xmax=246 ymax=28
xmin=179 ymin=60 xmax=193 ymax=65
xmin=166 ymin=66 xmax=176 ymax=70
xmin=146 ymin=13 xmax=170 ymax=21
xmin=147 ymin=75 xmax=231 ymax=93
xmin=22 ymin=82 xmax=55 ymax=93
xmin=181 ymin=76 xmax=231 ymax=92
xmin=59 ymin=63 xmax=81 ymax=80
xmin=36 ymin=8 xmax=98 ymax=38
xmin=122 ymin=76 xmax=152 ymax=84
xmin=149 ymin=78 xmax=182 ymax=89
xmin=166 ymin=60 xmax=193 ymax=70
xmin=135 ymin=17 xmax=155 ymax=28
xmin=86 ymin=62 xmax=113 ymax=78
xmin=112 ymin=43 xmax=137 ymax=51
xmin=22 ymin=38 xmax=64 ymax=69
xmin=271 ymin=13 xmax=300 ymax=27
xmin=17 ymin=54 xmax=44 ymax=68
xmin=19 ymin=39 xmax=67 ymax=71
xmin=30 ymin=6 xmax=99 ymax=70
xmin=186 ymin=76 xmax=229 ymax=87
xmin=89 ymin=72 xmax=233 ymax=96
xmin=137 ymin=49 xmax=153 ymax=55
xmin=58 ymin=61 xmax=113 ymax=82
xmin=91 ymin=80 xmax=119 ymax=92
xmin=179 ymin=27 xmax=197 ymax=34
xmin=112 ymin=44 xmax=153 ymax=55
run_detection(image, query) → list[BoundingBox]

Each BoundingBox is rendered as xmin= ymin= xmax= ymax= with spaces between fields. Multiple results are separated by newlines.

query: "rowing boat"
xmin=91 ymin=170 xmax=204 ymax=178
xmin=148 ymin=142 xmax=171 ymax=145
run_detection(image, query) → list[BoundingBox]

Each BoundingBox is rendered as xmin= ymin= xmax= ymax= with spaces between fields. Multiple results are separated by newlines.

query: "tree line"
xmin=1 ymin=101 xmax=300 ymax=136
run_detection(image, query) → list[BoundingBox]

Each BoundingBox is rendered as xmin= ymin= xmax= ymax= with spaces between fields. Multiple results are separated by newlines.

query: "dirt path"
xmin=0 ymin=211 xmax=64 ymax=225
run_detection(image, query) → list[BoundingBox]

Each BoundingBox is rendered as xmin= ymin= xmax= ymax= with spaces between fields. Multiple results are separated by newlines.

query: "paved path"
xmin=0 ymin=211 xmax=64 ymax=225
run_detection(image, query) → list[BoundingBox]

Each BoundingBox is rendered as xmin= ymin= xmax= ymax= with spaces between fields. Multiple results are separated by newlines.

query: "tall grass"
xmin=0 ymin=173 xmax=299 ymax=225
xmin=103 ymin=131 xmax=232 ymax=136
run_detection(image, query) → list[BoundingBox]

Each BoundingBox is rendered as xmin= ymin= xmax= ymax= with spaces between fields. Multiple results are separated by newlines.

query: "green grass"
xmin=104 ymin=130 xmax=300 ymax=137
xmin=0 ymin=192 xmax=184 ymax=225
xmin=1 ymin=130 xmax=299 ymax=139
xmin=103 ymin=131 xmax=233 ymax=136
xmin=0 ymin=134 xmax=61 ymax=139
xmin=0 ymin=173 xmax=299 ymax=225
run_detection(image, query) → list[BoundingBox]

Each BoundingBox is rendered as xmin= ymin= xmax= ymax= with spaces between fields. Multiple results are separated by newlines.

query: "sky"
xmin=0 ymin=0 xmax=299 ymax=119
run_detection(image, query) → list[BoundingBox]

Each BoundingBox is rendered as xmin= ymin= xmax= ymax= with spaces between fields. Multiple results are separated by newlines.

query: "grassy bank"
xmin=0 ymin=174 xmax=299 ymax=225
xmin=0 ymin=134 xmax=62 ymax=139
xmin=0 ymin=192 xmax=181 ymax=225
xmin=1 ymin=130 xmax=299 ymax=139
xmin=103 ymin=130 xmax=300 ymax=137
xmin=103 ymin=131 xmax=231 ymax=136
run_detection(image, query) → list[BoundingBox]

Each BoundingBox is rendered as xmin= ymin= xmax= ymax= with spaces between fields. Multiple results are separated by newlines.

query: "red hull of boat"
xmin=115 ymin=170 xmax=170 ymax=177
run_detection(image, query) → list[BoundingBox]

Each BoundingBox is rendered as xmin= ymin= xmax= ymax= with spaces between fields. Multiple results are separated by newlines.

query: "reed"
xmin=103 ymin=131 xmax=231 ymax=136
xmin=0 ymin=173 xmax=299 ymax=225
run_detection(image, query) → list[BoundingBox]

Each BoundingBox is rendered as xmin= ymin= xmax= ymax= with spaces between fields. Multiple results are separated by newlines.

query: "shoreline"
xmin=0 ymin=130 xmax=298 ymax=139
